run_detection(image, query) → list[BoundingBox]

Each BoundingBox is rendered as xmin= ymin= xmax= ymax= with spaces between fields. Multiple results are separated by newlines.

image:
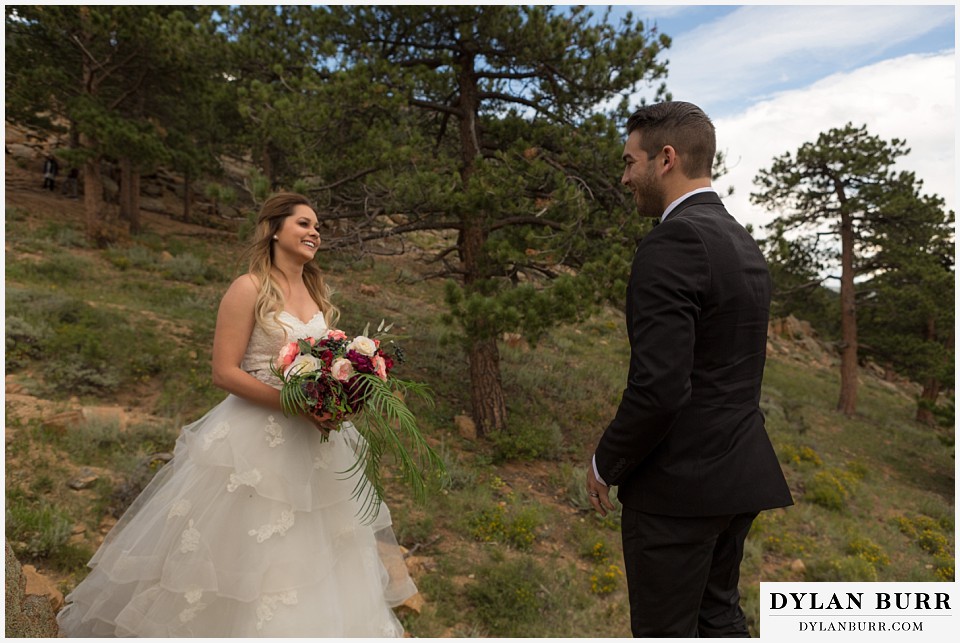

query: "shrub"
xmin=162 ymin=252 xmax=222 ymax=284
xmin=106 ymin=245 xmax=160 ymax=271
xmin=18 ymin=254 xmax=92 ymax=284
xmin=589 ymin=563 xmax=624 ymax=596
xmin=805 ymin=556 xmax=879 ymax=582
xmin=53 ymin=226 xmax=90 ymax=249
xmin=934 ymin=557 xmax=954 ymax=582
xmin=465 ymin=558 xmax=547 ymax=636
xmin=805 ymin=471 xmax=847 ymax=510
xmin=5 ymin=315 xmax=49 ymax=370
xmin=6 ymin=499 xmax=73 ymax=559
xmin=490 ymin=419 xmax=563 ymax=462
xmin=895 ymin=514 xmax=953 ymax=560
xmin=469 ymin=504 xmax=541 ymax=550
xmin=918 ymin=530 xmax=949 ymax=557
xmin=847 ymin=537 xmax=890 ymax=567
xmin=779 ymin=444 xmax=823 ymax=467
xmin=64 ymin=417 xmax=123 ymax=464
xmin=582 ymin=539 xmax=612 ymax=564
xmin=805 ymin=467 xmax=861 ymax=511
xmin=7 ymin=290 xmax=170 ymax=397
xmin=436 ymin=441 xmax=477 ymax=491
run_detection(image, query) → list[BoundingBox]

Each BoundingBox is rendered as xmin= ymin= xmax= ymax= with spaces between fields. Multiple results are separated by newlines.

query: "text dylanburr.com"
xmin=760 ymin=583 xmax=956 ymax=640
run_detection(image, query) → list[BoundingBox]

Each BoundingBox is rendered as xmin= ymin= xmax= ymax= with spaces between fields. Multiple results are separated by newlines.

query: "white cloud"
xmin=662 ymin=4 xmax=954 ymax=114
xmin=714 ymin=51 xmax=956 ymax=236
xmin=714 ymin=51 xmax=956 ymax=234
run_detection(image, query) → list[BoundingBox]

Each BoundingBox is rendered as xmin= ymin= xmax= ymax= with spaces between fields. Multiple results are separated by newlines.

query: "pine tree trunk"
xmin=836 ymin=209 xmax=858 ymax=415
xmin=77 ymin=9 xmax=113 ymax=246
xmin=916 ymin=378 xmax=940 ymax=426
xmin=469 ymin=335 xmax=507 ymax=436
xmin=183 ymin=175 xmax=192 ymax=221
xmin=80 ymin=137 xmax=107 ymax=245
xmin=261 ymin=141 xmax=274 ymax=191
xmin=915 ymin=315 xmax=941 ymax=425
xmin=118 ymin=157 xmax=141 ymax=234
xmin=456 ymin=42 xmax=508 ymax=436
xmin=461 ymin=217 xmax=507 ymax=437
xmin=130 ymin=165 xmax=141 ymax=233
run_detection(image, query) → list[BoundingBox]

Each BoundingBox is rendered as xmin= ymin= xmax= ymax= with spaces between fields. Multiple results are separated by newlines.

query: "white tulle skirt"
xmin=56 ymin=394 xmax=417 ymax=637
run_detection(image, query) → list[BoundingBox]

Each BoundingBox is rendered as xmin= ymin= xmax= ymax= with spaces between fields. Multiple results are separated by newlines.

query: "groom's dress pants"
xmin=620 ymin=508 xmax=759 ymax=638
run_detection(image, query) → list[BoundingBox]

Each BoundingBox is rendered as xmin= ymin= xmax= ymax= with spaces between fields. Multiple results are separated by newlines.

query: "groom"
xmin=587 ymin=101 xmax=793 ymax=637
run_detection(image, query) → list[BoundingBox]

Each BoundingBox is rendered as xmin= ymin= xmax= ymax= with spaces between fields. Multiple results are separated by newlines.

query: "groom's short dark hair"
xmin=626 ymin=102 xmax=716 ymax=179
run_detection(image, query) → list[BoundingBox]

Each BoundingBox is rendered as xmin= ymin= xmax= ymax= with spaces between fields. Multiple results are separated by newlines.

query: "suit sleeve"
xmin=594 ymin=219 xmax=708 ymax=486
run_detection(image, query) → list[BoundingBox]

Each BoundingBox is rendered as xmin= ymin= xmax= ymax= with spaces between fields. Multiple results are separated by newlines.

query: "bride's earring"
xmin=272 ymin=235 xmax=279 ymax=241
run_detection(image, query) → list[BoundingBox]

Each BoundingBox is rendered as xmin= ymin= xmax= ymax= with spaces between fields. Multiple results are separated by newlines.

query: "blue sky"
xmin=585 ymin=2 xmax=956 ymax=234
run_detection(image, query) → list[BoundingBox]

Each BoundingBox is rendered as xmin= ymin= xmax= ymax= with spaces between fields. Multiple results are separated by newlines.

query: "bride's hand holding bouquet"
xmin=271 ymin=321 xmax=443 ymax=520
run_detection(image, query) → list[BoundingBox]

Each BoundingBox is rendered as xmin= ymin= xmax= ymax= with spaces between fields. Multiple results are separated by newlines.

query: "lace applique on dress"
xmin=256 ymin=590 xmax=299 ymax=631
xmin=180 ymin=520 xmax=201 ymax=553
xmin=248 ymin=509 xmax=295 ymax=543
xmin=167 ymin=498 xmax=192 ymax=520
xmin=264 ymin=416 xmax=284 ymax=447
xmin=202 ymin=422 xmax=231 ymax=450
xmin=313 ymin=448 xmax=332 ymax=470
xmin=177 ymin=586 xmax=207 ymax=623
xmin=227 ymin=469 xmax=262 ymax=493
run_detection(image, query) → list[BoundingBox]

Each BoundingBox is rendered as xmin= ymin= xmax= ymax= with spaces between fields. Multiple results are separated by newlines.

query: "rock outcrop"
xmin=5 ymin=542 xmax=60 ymax=638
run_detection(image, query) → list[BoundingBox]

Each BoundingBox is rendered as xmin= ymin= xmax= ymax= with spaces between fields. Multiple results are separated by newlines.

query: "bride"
xmin=57 ymin=193 xmax=418 ymax=637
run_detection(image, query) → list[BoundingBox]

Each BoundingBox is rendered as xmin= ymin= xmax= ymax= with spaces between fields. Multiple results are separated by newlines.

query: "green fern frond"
xmin=336 ymin=373 xmax=445 ymax=521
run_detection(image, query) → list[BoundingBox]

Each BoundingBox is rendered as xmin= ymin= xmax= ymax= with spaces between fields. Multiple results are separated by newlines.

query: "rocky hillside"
xmin=5 ymin=125 xmax=952 ymax=638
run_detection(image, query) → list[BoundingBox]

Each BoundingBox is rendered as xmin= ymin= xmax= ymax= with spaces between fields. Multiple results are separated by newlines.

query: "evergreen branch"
xmin=409 ymin=97 xmax=463 ymax=118
xmin=489 ymin=216 xmax=565 ymax=231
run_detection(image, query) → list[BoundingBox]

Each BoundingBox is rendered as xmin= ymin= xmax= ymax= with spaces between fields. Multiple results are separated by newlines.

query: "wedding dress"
xmin=57 ymin=311 xmax=418 ymax=637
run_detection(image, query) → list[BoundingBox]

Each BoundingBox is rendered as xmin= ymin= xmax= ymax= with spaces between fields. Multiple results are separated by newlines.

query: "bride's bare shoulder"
xmin=219 ymin=274 xmax=261 ymax=311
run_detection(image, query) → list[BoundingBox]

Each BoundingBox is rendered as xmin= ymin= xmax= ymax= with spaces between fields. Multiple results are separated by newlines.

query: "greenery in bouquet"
xmin=271 ymin=321 xmax=443 ymax=521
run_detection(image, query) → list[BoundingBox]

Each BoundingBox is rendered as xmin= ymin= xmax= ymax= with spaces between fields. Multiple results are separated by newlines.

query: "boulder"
xmin=22 ymin=564 xmax=64 ymax=611
xmin=140 ymin=195 xmax=169 ymax=214
xmin=68 ymin=468 xmax=100 ymax=490
xmin=454 ymin=414 xmax=477 ymax=441
xmin=790 ymin=558 xmax=807 ymax=576
xmin=6 ymin=143 xmax=38 ymax=163
xmin=395 ymin=591 xmax=425 ymax=616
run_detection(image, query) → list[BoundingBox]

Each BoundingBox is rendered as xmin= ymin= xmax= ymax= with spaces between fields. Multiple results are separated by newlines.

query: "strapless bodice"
xmin=241 ymin=311 xmax=327 ymax=389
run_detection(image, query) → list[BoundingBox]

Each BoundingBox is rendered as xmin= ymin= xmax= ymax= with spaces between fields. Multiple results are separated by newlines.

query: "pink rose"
xmin=330 ymin=358 xmax=355 ymax=382
xmin=327 ymin=329 xmax=347 ymax=341
xmin=277 ymin=341 xmax=300 ymax=369
xmin=373 ymin=355 xmax=388 ymax=381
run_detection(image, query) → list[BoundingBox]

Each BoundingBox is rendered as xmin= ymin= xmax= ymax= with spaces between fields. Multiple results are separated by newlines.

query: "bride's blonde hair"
xmin=242 ymin=192 xmax=340 ymax=331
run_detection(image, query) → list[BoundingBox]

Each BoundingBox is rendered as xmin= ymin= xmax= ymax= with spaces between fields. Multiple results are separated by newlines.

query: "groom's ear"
xmin=660 ymin=145 xmax=679 ymax=174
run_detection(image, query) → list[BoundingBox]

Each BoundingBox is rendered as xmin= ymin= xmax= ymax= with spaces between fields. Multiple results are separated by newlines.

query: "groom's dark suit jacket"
xmin=595 ymin=192 xmax=793 ymax=516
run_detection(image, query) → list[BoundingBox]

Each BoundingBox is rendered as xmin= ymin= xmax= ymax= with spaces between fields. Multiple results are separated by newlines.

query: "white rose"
xmin=330 ymin=358 xmax=355 ymax=382
xmin=347 ymin=335 xmax=377 ymax=357
xmin=283 ymin=354 xmax=321 ymax=378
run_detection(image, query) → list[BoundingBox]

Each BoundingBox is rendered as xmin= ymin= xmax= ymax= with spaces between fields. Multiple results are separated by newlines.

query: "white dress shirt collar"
xmin=661 ymin=187 xmax=717 ymax=222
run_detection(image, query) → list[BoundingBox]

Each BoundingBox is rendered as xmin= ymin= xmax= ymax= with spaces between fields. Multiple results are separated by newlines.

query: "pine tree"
xmin=751 ymin=123 xmax=910 ymax=416
xmin=316 ymin=5 xmax=671 ymax=435
xmin=857 ymin=174 xmax=954 ymax=424
xmin=5 ymin=6 xmax=222 ymax=239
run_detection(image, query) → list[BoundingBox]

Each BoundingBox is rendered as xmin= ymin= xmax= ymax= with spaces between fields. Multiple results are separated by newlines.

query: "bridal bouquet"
xmin=272 ymin=321 xmax=443 ymax=520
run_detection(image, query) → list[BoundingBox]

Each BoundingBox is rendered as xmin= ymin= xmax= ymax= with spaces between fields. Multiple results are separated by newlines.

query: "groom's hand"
xmin=586 ymin=465 xmax=615 ymax=516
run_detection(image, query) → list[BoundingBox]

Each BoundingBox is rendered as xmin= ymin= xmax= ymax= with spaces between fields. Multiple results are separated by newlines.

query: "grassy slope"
xmin=4 ymin=181 xmax=954 ymax=637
